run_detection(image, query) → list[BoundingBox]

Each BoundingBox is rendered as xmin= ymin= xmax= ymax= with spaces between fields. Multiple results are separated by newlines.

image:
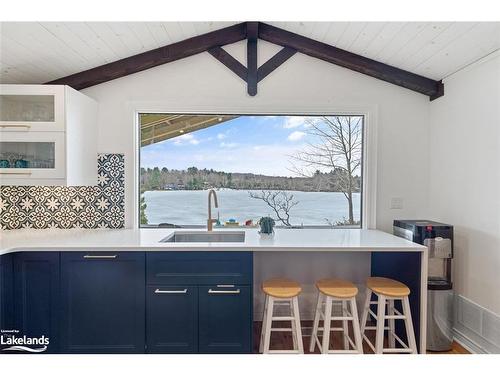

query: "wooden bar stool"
xmin=309 ymin=278 xmax=363 ymax=354
xmin=259 ymin=278 xmax=304 ymax=354
xmin=360 ymin=277 xmax=418 ymax=354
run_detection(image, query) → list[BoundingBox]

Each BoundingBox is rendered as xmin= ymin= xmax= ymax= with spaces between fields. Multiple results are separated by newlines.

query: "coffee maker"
xmin=393 ymin=220 xmax=454 ymax=352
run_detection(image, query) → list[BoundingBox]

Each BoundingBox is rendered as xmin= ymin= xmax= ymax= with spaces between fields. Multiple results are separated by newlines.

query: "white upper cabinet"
xmin=0 ymin=85 xmax=65 ymax=132
xmin=0 ymin=131 xmax=66 ymax=180
xmin=0 ymin=85 xmax=98 ymax=186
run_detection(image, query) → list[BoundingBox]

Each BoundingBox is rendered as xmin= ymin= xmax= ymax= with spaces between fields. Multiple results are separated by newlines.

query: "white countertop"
xmin=0 ymin=228 xmax=426 ymax=255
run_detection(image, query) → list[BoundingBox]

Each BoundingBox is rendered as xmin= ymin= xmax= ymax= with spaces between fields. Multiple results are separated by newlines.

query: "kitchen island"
xmin=0 ymin=228 xmax=427 ymax=353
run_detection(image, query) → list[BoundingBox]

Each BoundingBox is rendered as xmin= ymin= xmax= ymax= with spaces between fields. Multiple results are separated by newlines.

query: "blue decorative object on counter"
xmin=258 ymin=217 xmax=275 ymax=234
xmin=0 ymin=159 xmax=10 ymax=168
xmin=14 ymin=159 xmax=29 ymax=168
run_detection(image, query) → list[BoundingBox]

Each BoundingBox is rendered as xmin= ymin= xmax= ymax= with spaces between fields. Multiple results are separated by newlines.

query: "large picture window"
xmin=139 ymin=114 xmax=364 ymax=228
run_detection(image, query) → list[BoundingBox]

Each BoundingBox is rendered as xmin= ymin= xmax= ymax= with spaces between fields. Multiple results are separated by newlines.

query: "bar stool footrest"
xmin=270 ymin=328 xmax=294 ymax=332
xmin=271 ymin=316 xmax=295 ymax=321
xmin=382 ymin=348 xmax=414 ymax=353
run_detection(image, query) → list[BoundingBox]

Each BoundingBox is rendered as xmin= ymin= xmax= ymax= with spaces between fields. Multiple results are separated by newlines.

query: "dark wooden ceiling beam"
xmin=207 ymin=46 xmax=248 ymax=81
xmin=45 ymin=21 xmax=444 ymax=100
xmin=257 ymin=47 xmax=297 ymax=82
xmin=257 ymin=22 xmax=444 ymax=100
xmin=46 ymin=22 xmax=248 ymax=90
xmin=430 ymin=82 xmax=445 ymax=101
xmin=246 ymin=22 xmax=259 ymax=96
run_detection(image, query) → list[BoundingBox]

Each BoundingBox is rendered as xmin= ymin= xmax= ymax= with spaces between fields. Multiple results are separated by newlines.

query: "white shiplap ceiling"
xmin=1 ymin=22 xmax=499 ymax=84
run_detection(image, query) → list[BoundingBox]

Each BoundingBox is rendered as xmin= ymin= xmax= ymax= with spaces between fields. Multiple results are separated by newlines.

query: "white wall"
xmin=81 ymin=40 xmax=431 ymax=231
xmin=429 ymin=52 xmax=500 ymax=315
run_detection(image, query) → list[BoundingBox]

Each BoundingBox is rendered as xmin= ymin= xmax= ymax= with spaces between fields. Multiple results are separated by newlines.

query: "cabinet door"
xmin=0 ymin=131 xmax=66 ymax=182
xmin=60 ymin=252 xmax=145 ymax=353
xmin=12 ymin=252 xmax=60 ymax=353
xmin=0 ymin=254 xmax=14 ymax=333
xmin=0 ymin=255 xmax=3 ymax=331
xmin=0 ymin=84 xmax=65 ymax=131
xmin=199 ymin=285 xmax=252 ymax=353
xmin=146 ymin=286 xmax=198 ymax=353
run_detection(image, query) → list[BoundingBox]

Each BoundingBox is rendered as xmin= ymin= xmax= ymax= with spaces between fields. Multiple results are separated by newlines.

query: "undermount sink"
xmin=160 ymin=231 xmax=246 ymax=243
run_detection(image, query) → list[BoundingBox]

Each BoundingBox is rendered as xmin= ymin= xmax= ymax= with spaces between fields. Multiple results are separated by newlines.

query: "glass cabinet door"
xmin=0 ymin=141 xmax=55 ymax=169
xmin=0 ymin=132 xmax=65 ymax=181
xmin=0 ymin=95 xmax=55 ymax=122
xmin=0 ymin=85 xmax=65 ymax=131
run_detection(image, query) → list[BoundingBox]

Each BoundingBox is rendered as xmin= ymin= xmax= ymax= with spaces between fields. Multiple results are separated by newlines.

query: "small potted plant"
xmin=258 ymin=217 xmax=275 ymax=235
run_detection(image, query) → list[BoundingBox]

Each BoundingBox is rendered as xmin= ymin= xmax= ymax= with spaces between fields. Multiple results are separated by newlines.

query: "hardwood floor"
xmin=252 ymin=321 xmax=470 ymax=354
xmin=428 ymin=341 xmax=470 ymax=354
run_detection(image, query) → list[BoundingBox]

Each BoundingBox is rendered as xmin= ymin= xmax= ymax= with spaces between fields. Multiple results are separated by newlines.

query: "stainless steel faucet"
xmin=207 ymin=189 xmax=219 ymax=231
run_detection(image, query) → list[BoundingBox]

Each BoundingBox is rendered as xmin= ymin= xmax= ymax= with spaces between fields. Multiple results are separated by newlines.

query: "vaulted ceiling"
xmin=1 ymin=21 xmax=499 ymax=88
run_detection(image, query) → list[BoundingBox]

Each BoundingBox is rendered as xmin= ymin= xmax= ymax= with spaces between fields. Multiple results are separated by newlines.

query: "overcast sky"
xmin=141 ymin=116 xmax=336 ymax=177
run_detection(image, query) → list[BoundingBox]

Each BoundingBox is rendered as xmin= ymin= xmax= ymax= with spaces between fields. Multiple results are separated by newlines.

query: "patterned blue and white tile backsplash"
xmin=0 ymin=154 xmax=125 ymax=230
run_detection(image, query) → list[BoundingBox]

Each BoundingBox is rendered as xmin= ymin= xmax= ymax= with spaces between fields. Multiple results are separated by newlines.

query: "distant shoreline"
xmin=140 ymin=167 xmax=361 ymax=194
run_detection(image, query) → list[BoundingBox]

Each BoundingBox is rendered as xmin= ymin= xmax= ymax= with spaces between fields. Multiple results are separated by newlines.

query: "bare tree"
xmin=289 ymin=116 xmax=362 ymax=225
xmin=248 ymin=190 xmax=299 ymax=226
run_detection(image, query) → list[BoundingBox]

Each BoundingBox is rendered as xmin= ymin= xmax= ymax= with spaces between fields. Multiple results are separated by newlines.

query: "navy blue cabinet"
xmin=2 ymin=250 xmax=252 ymax=354
xmin=199 ymin=285 xmax=252 ymax=353
xmin=12 ymin=252 xmax=60 ymax=353
xmin=60 ymin=252 xmax=145 ymax=353
xmin=147 ymin=251 xmax=253 ymax=285
xmin=0 ymin=255 xmax=3 ymax=331
xmin=146 ymin=252 xmax=253 ymax=354
xmin=0 ymin=254 xmax=14 ymax=333
xmin=146 ymin=285 xmax=198 ymax=353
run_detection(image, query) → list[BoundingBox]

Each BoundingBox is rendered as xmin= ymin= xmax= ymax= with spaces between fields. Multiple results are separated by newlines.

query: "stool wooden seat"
xmin=361 ymin=277 xmax=417 ymax=354
xmin=262 ymin=278 xmax=302 ymax=298
xmin=310 ymin=278 xmax=363 ymax=354
xmin=316 ymin=278 xmax=358 ymax=298
xmin=260 ymin=278 xmax=304 ymax=354
xmin=366 ymin=277 xmax=410 ymax=297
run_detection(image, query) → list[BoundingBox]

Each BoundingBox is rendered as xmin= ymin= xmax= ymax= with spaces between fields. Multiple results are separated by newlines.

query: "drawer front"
xmin=147 ymin=252 xmax=253 ymax=285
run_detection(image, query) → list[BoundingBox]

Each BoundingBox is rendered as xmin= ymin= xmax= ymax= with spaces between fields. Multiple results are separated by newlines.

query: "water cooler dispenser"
xmin=393 ymin=220 xmax=454 ymax=352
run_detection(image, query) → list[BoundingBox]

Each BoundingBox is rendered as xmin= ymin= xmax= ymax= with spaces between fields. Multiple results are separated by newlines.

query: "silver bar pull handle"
xmin=155 ymin=288 xmax=188 ymax=294
xmin=83 ymin=255 xmax=117 ymax=259
xmin=0 ymin=171 xmax=32 ymax=175
xmin=0 ymin=124 xmax=32 ymax=129
xmin=208 ymin=289 xmax=240 ymax=294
